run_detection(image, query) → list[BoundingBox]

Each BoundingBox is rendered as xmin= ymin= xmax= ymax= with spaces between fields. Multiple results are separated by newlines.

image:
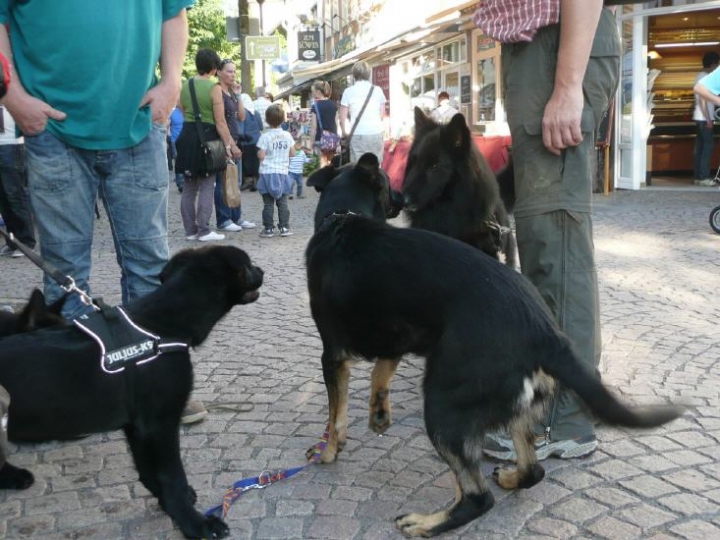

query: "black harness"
xmin=73 ymin=305 xmax=188 ymax=374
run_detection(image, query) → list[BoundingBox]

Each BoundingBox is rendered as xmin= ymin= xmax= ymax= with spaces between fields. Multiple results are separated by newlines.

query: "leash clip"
xmin=60 ymin=277 xmax=99 ymax=311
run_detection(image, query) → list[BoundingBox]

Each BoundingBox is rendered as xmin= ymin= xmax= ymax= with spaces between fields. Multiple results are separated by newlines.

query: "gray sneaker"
xmin=259 ymin=228 xmax=276 ymax=238
xmin=483 ymin=432 xmax=597 ymax=461
xmin=180 ymin=400 xmax=207 ymax=424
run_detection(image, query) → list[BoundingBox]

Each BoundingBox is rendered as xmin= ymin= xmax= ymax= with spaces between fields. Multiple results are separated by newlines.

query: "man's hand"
xmin=542 ymin=85 xmax=584 ymax=155
xmin=140 ymin=79 xmax=180 ymax=125
xmin=5 ymin=92 xmax=66 ymax=135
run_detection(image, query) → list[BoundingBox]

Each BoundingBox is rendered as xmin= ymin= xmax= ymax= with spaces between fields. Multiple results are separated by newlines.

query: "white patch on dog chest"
xmin=517 ymin=377 xmax=535 ymax=409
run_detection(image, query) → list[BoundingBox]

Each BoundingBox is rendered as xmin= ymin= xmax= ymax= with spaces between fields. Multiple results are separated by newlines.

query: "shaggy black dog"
xmin=403 ymin=107 xmax=517 ymax=267
xmin=305 ymin=155 xmax=681 ymax=537
xmin=0 ymin=290 xmax=67 ymax=490
xmin=0 ymin=246 xmax=263 ymax=539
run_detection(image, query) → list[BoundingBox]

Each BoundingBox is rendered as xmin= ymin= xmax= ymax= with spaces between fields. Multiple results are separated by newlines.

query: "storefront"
xmin=616 ymin=0 xmax=720 ymax=189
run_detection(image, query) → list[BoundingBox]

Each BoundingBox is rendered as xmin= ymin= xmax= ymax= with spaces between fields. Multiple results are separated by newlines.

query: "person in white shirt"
xmin=0 ymin=106 xmax=35 ymax=257
xmin=253 ymin=87 xmax=272 ymax=130
xmin=339 ymin=61 xmax=386 ymax=165
xmin=430 ymin=91 xmax=460 ymax=125
xmin=693 ymin=52 xmax=719 ymax=186
xmin=256 ymin=105 xmax=296 ymax=237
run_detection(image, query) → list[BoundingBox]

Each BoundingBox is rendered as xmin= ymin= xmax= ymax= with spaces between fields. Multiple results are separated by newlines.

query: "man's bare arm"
xmin=140 ymin=9 xmax=189 ymax=124
xmin=542 ymin=0 xmax=603 ymax=155
xmin=0 ymin=25 xmax=66 ymax=134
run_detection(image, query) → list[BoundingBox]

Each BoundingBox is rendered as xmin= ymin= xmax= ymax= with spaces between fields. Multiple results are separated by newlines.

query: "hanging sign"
xmin=298 ymin=31 xmax=320 ymax=62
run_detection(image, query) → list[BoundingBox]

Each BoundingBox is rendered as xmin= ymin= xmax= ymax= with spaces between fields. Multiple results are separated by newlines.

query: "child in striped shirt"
xmin=288 ymin=139 xmax=309 ymax=199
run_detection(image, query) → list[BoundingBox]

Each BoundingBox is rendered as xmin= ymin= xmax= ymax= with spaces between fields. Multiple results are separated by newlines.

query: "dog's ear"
xmin=414 ymin=106 xmax=434 ymax=133
xmin=445 ymin=113 xmax=471 ymax=153
xmin=307 ymin=165 xmax=341 ymax=192
xmin=356 ymin=152 xmax=380 ymax=177
xmin=160 ymin=249 xmax=197 ymax=283
xmin=16 ymin=289 xmax=46 ymax=331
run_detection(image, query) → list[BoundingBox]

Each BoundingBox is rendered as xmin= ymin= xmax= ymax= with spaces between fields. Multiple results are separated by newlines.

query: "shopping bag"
xmin=222 ymin=161 xmax=241 ymax=208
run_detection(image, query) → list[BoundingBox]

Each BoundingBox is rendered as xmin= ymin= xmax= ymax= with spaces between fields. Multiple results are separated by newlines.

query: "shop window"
xmin=472 ymin=31 xmax=500 ymax=126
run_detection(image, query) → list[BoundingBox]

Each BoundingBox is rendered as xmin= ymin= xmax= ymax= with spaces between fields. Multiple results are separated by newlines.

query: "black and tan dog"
xmin=305 ymin=154 xmax=681 ymax=537
xmin=0 ymin=246 xmax=263 ymax=539
xmin=403 ymin=107 xmax=517 ymax=268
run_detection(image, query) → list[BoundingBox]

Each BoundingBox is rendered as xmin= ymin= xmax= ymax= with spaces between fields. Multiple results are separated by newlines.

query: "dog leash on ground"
xmin=0 ymin=229 xmax=97 ymax=310
xmin=205 ymin=423 xmax=330 ymax=520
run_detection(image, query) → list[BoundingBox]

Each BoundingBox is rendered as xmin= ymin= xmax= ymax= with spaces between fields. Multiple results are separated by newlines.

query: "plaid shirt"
xmin=474 ymin=0 xmax=560 ymax=43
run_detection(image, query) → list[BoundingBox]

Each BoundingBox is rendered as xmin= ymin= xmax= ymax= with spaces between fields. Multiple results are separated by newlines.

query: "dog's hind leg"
xmin=492 ymin=416 xmax=545 ymax=490
xmin=308 ymin=353 xmax=351 ymax=464
xmin=395 ymin=396 xmax=495 ymax=537
xmin=369 ymin=358 xmax=400 ymax=434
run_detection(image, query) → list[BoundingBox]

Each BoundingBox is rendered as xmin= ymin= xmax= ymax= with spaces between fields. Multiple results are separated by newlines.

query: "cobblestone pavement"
xmin=0 ymin=183 xmax=719 ymax=539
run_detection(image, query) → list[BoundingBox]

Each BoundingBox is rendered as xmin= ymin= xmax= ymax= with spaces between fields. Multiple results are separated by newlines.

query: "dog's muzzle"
xmin=240 ymin=266 xmax=264 ymax=304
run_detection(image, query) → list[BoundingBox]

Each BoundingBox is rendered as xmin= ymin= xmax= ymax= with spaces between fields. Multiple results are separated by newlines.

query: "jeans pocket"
xmin=24 ymin=131 xmax=74 ymax=192
xmin=130 ymin=127 xmax=170 ymax=190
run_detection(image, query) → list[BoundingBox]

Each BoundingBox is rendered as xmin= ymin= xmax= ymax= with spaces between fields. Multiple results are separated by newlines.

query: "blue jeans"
xmin=0 ymin=143 xmax=35 ymax=248
xmin=214 ymin=163 xmax=242 ymax=228
xmin=24 ymin=125 xmax=170 ymax=319
xmin=694 ymin=121 xmax=715 ymax=180
xmin=289 ymin=171 xmax=303 ymax=196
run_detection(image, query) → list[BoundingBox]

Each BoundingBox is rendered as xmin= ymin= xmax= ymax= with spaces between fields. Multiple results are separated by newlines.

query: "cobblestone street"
xmin=0 ymin=184 xmax=719 ymax=539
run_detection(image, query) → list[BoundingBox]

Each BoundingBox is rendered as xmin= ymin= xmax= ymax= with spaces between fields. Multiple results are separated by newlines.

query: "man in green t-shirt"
xmin=0 ymin=0 xmax=194 ymax=320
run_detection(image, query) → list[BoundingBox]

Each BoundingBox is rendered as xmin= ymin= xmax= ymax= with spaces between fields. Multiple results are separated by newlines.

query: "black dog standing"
xmin=0 ymin=246 xmax=263 ymax=539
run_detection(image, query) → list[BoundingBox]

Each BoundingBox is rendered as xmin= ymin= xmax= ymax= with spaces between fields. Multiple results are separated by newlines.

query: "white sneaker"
xmin=185 ymin=234 xmax=198 ymax=241
xmin=219 ymin=222 xmax=243 ymax=232
xmin=239 ymin=220 xmax=257 ymax=229
xmin=279 ymin=227 xmax=293 ymax=237
xmin=198 ymin=231 xmax=225 ymax=242
xmin=698 ymin=178 xmax=718 ymax=187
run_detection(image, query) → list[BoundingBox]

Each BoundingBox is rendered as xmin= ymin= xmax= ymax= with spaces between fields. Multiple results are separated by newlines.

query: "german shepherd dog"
xmin=0 ymin=246 xmax=264 ymax=539
xmin=305 ymin=154 xmax=682 ymax=537
xmin=403 ymin=107 xmax=517 ymax=268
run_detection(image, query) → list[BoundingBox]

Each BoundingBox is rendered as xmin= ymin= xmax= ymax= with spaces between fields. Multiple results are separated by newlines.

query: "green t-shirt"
xmin=180 ymin=78 xmax=217 ymax=125
xmin=0 ymin=0 xmax=195 ymax=150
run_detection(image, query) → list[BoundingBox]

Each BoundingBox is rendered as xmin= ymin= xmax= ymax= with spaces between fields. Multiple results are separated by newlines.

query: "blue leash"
xmin=205 ymin=424 xmax=330 ymax=519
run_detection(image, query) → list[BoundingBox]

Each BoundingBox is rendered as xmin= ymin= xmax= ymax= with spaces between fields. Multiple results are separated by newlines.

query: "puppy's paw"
xmin=0 ymin=462 xmax=34 ymax=490
xmin=493 ymin=465 xmax=519 ymax=489
xmin=202 ymin=515 xmax=230 ymax=539
xmin=369 ymin=408 xmax=391 ymax=434
xmin=306 ymin=444 xmax=338 ymax=464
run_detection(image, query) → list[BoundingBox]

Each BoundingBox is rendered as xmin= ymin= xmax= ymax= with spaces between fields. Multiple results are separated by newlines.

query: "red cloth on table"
xmin=382 ymin=135 xmax=511 ymax=192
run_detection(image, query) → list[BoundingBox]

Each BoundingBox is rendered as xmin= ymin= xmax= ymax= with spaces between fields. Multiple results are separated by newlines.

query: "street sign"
xmin=245 ymin=36 xmax=281 ymax=61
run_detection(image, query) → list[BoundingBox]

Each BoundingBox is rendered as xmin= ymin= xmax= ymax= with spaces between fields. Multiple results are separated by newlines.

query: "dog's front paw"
xmin=181 ymin=515 xmax=229 ymax=539
xmin=369 ymin=407 xmax=391 ymax=434
xmin=0 ymin=462 xmax=34 ymax=490
xmin=395 ymin=511 xmax=446 ymax=538
xmin=306 ymin=444 xmax=338 ymax=464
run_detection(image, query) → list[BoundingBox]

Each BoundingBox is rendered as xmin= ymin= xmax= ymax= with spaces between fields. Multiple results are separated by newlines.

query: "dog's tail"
xmin=542 ymin=340 xmax=683 ymax=429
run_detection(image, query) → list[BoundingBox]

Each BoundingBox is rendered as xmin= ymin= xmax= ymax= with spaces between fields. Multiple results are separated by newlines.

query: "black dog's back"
xmin=403 ymin=108 xmax=516 ymax=267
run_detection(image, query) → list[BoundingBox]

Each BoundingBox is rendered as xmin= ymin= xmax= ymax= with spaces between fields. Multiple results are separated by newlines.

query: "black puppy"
xmin=0 ymin=290 xmax=67 ymax=490
xmin=0 ymin=246 xmax=263 ymax=539
xmin=403 ymin=107 xmax=517 ymax=267
xmin=305 ymin=156 xmax=681 ymax=537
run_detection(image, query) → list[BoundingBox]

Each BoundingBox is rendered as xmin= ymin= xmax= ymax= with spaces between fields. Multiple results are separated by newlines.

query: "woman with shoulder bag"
xmin=175 ymin=49 xmax=241 ymax=242
xmin=213 ymin=60 xmax=256 ymax=232
xmin=308 ymin=80 xmax=338 ymax=167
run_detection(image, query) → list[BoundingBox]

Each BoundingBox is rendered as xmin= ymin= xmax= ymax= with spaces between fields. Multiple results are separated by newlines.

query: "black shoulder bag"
xmin=189 ymin=78 xmax=227 ymax=176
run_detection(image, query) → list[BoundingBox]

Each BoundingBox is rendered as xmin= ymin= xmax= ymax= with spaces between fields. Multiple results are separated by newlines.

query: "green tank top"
xmin=180 ymin=77 xmax=217 ymax=125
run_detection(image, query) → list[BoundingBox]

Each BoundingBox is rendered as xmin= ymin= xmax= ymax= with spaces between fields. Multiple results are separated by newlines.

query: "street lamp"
xmin=257 ymin=0 xmax=266 ymax=88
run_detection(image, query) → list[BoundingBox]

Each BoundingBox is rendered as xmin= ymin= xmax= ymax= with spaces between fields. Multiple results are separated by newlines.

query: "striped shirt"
xmin=474 ymin=0 xmax=560 ymax=43
xmin=289 ymin=149 xmax=309 ymax=173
